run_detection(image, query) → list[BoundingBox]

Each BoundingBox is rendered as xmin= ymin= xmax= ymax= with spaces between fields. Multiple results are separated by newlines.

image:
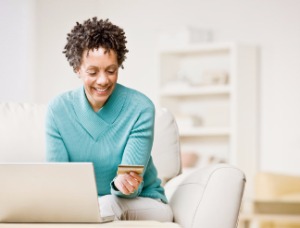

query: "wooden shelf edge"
xmin=179 ymin=127 xmax=230 ymax=137
xmin=160 ymin=85 xmax=231 ymax=97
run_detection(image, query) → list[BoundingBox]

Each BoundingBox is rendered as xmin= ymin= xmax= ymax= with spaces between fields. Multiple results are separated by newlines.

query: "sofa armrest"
xmin=164 ymin=163 xmax=246 ymax=228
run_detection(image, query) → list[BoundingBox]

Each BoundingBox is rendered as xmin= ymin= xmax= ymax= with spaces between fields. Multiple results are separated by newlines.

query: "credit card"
xmin=117 ymin=165 xmax=144 ymax=175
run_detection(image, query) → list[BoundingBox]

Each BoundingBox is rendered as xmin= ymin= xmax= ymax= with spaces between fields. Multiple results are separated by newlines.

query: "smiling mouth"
xmin=96 ymin=88 xmax=108 ymax=92
xmin=94 ymin=86 xmax=110 ymax=94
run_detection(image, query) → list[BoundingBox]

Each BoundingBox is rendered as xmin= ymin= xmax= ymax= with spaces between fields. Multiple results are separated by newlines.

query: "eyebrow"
xmin=85 ymin=64 xmax=118 ymax=70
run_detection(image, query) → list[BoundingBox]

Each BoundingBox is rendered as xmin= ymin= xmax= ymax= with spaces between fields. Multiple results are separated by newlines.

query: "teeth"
xmin=96 ymin=88 xmax=108 ymax=92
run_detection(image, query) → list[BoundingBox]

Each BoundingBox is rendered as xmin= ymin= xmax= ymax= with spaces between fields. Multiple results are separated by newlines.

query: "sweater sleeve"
xmin=45 ymin=105 xmax=70 ymax=162
xmin=110 ymin=106 xmax=155 ymax=198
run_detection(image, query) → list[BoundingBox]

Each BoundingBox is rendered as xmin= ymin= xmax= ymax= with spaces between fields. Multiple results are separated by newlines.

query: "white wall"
xmin=0 ymin=0 xmax=35 ymax=102
xmin=1 ymin=0 xmax=300 ymax=175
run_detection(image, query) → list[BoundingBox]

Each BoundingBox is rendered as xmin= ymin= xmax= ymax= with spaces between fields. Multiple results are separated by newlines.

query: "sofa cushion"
xmin=165 ymin=164 xmax=246 ymax=228
xmin=151 ymin=108 xmax=181 ymax=184
xmin=0 ymin=102 xmax=46 ymax=162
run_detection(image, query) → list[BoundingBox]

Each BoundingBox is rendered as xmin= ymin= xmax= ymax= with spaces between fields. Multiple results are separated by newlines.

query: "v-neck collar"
xmin=72 ymin=83 xmax=128 ymax=140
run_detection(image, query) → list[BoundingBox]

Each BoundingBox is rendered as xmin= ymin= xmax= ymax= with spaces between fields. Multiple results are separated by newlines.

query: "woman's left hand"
xmin=114 ymin=172 xmax=143 ymax=195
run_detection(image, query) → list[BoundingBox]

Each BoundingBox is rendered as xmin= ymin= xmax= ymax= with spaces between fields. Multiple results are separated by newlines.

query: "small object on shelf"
xmin=175 ymin=113 xmax=203 ymax=130
xmin=202 ymin=70 xmax=229 ymax=85
xmin=181 ymin=152 xmax=199 ymax=168
xmin=187 ymin=69 xmax=229 ymax=87
xmin=208 ymin=155 xmax=226 ymax=164
xmin=191 ymin=115 xmax=203 ymax=127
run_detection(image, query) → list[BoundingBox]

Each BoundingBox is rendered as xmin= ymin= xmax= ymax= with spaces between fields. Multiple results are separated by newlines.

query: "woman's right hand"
xmin=114 ymin=172 xmax=143 ymax=195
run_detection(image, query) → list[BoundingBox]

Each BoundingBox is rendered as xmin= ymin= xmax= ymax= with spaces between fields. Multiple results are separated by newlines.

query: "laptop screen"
xmin=0 ymin=163 xmax=104 ymax=223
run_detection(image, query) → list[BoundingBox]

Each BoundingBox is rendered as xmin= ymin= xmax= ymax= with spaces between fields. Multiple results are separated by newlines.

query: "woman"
xmin=45 ymin=17 xmax=173 ymax=222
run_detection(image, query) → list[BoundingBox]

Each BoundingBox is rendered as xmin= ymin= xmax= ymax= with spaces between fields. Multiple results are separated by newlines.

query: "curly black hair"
xmin=63 ymin=17 xmax=128 ymax=72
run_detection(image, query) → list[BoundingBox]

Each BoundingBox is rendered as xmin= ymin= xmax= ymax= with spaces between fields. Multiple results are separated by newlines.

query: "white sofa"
xmin=0 ymin=102 xmax=246 ymax=228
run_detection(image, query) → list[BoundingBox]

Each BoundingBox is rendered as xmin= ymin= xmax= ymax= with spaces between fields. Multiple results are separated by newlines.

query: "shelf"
xmin=160 ymin=85 xmax=230 ymax=97
xmin=159 ymin=42 xmax=235 ymax=54
xmin=158 ymin=43 xmax=258 ymax=201
xmin=158 ymin=42 xmax=259 ymax=203
xmin=178 ymin=127 xmax=230 ymax=137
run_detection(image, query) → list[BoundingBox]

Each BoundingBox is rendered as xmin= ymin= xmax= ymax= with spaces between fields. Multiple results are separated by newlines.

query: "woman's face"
xmin=77 ymin=47 xmax=119 ymax=111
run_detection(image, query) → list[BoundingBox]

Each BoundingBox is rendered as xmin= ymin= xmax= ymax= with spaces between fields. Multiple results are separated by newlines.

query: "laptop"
xmin=0 ymin=162 xmax=115 ymax=223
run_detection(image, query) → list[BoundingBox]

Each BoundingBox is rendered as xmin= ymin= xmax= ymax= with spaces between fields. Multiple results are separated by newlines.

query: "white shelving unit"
xmin=158 ymin=43 xmax=258 ymax=206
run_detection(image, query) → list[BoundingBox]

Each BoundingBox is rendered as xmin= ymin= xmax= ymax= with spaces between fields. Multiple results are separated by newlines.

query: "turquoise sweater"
xmin=46 ymin=84 xmax=167 ymax=203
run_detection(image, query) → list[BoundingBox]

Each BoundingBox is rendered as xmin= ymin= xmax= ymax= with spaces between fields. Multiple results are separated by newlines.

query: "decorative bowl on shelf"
xmin=181 ymin=152 xmax=199 ymax=168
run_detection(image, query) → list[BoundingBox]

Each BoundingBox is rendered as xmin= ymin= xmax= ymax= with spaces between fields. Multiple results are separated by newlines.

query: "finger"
xmin=124 ymin=173 xmax=140 ymax=189
xmin=120 ymin=175 xmax=135 ymax=194
xmin=114 ymin=176 xmax=133 ymax=195
xmin=129 ymin=172 xmax=143 ymax=183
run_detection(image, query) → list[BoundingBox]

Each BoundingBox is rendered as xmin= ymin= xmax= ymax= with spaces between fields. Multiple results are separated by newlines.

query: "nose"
xmin=96 ymin=72 xmax=109 ymax=85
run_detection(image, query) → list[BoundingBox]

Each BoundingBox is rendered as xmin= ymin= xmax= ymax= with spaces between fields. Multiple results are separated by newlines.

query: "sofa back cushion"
xmin=152 ymin=108 xmax=181 ymax=184
xmin=0 ymin=103 xmax=181 ymax=183
xmin=0 ymin=103 xmax=47 ymax=162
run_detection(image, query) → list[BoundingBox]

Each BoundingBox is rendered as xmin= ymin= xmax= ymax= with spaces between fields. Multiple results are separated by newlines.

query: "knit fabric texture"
xmin=45 ymin=83 xmax=167 ymax=203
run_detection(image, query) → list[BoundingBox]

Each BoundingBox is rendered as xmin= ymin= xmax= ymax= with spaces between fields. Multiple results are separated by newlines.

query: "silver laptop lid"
xmin=0 ymin=163 xmax=102 ymax=223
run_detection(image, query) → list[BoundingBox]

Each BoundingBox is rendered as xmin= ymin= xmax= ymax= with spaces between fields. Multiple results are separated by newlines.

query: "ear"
xmin=75 ymin=68 xmax=81 ymax=78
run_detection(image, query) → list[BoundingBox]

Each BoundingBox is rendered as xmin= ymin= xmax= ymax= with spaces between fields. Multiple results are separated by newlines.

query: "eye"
xmin=107 ymin=70 xmax=116 ymax=75
xmin=86 ymin=71 xmax=97 ymax=76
